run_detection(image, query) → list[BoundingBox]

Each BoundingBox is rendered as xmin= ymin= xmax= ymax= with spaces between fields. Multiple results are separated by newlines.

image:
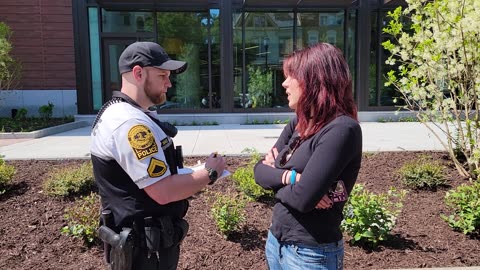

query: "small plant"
xmin=0 ymin=158 xmax=16 ymax=194
xmin=397 ymin=155 xmax=446 ymax=190
xmin=43 ymin=162 xmax=95 ymax=197
xmin=442 ymin=181 xmax=480 ymax=235
xmin=62 ymin=192 xmax=101 ymax=245
xmin=38 ymin=102 xmax=54 ymax=119
xmin=232 ymin=148 xmax=273 ymax=200
xmin=14 ymin=108 xmax=28 ymax=120
xmin=210 ymin=192 xmax=246 ymax=238
xmin=341 ymin=184 xmax=407 ymax=248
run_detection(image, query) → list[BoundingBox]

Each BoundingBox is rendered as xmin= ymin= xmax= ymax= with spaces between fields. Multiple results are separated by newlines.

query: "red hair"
xmin=283 ymin=43 xmax=358 ymax=139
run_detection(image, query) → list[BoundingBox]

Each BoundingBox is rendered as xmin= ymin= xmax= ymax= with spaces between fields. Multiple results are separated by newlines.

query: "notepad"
xmin=177 ymin=163 xmax=231 ymax=180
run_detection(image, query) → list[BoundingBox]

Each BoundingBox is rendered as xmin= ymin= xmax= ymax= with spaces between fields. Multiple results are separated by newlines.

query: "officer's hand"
xmin=205 ymin=152 xmax=226 ymax=176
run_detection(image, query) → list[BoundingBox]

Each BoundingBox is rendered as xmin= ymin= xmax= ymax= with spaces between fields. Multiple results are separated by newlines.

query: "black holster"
xmin=98 ymin=210 xmax=134 ymax=270
xmin=97 ymin=226 xmax=134 ymax=270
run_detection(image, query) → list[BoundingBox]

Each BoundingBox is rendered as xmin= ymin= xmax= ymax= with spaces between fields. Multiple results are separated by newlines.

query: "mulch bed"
xmin=0 ymin=152 xmax=479 ymax=270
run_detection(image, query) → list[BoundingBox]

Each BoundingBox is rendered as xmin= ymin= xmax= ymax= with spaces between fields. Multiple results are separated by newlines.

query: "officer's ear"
xmin=132 ymin=65 xmax=143 ymax=81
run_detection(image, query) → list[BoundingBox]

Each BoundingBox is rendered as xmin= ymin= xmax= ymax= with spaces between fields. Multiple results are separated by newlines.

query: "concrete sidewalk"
xmin=0 ymin=121 xmax=448 ymax=160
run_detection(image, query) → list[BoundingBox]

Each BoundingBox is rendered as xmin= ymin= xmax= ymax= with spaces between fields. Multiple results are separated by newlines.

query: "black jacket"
xmin=254 ymin=115 xmax=362 ymax=245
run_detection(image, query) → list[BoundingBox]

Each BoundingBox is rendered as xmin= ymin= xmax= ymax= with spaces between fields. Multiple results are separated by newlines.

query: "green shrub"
xmin=0 ymin=158 xmax=15 ymax=194
xmin=43 ymin=162 xmax=95 ymax=197
xmin=38 ymin=102 xmax=54 ymax=119
xmin=442 ymin=181 xmax=480 ymax=235
xmin=232 ymin=148 xmax=273 ymax=200
xmin=62 ymin=192 xmax=101 ymax=245
xmin=341 ymin=184 xmax=407 ymax=247
xmin=210 ymin=192 xmax=246 ymax=238
xmin=0 ymin=22 xmax=22 ymax=90
xmin=397 ymin=155 xmax=446 ymax=190
xmin=14 ymin=108 xmax=28 ymax=120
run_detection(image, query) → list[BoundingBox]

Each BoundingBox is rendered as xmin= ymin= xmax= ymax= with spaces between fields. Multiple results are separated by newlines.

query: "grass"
xmin=0 ymin=116 xmax=74 ymax=132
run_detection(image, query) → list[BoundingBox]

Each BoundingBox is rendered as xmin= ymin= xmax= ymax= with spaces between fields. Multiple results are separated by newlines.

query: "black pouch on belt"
xmin=144 ymin=216 xmax=189 ymax=252
xmin=144 ymin=216 xmax=174 ymax=251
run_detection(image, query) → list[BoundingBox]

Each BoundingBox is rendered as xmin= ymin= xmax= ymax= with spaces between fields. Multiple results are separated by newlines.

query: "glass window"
xmin=369 ymin=12 xmax=378 ymax=106
xmin=369 ymin=10 xmax=406 ymax=107
xmin=88 ymin=7 xmax=102 ymax=110
xmin=233 ymin=11 xmax=294 ymax=109
xmin=102 ymin=10 xmax=154 ymax=33
xmin=347 ymin=9 xmax=356 ymax=97
xmin=156 ymin=11 xmax=219 ymax=110
xmin=297 ymin=11 xmax=345 ymax=49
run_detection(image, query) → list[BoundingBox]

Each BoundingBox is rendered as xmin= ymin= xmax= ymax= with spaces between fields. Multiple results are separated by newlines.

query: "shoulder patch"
xmin=147 ymin=157 xmax=168 ymax=178
xmin=128 ymin=124 xmax=159 ymax=160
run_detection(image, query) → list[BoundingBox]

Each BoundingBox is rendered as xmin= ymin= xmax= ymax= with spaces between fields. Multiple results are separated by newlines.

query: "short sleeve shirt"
xmin=90 ymin=102 xmax=172 ymax=189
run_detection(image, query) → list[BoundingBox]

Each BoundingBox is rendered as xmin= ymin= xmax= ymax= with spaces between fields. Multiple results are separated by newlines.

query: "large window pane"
xmin=369 ymin=10 xmax=406 ymax=107
xmin=102 ymin=10 xmax=154 ymax=33
xmin=233 ymin=11 xmax=294 ymax=109
xmin=369 ymin=12 xmax=378 ymax=106
xmin=297 ymin=11 xmax=345 ymax=49
xmin=233 ymin=12 xmax=245 ymax=108
xmin=347 ymin=9 xmax=356 ymax=96
xmin=157 ymin=11 xmax=215 ymax=110
xmin=88 ymin=7 xmax=102 ymax=110
xmin=206 ymin=9 xmax=221 ymax=109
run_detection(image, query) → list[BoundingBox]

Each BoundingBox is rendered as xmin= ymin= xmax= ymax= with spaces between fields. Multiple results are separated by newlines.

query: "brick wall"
xmin=0 ymin=0 xmax=76 ymax=90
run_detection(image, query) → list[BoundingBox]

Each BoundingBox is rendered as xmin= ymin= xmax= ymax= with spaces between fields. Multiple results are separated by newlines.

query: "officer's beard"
xmin=144 ymin=76 xmax=166 ymax=105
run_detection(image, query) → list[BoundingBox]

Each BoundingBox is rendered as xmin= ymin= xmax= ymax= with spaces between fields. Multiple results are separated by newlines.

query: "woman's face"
xmin=282 ymin=75 xmax=302 ymax=110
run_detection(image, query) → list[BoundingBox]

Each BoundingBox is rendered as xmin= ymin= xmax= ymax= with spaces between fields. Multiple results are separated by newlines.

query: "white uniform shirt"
xmin=91 ymin=102 xmax=172 ymax=189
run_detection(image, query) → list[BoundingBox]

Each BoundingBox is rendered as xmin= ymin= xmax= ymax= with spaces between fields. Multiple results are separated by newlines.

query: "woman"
xmin=254 ymin=43 xmax=362 ymax=270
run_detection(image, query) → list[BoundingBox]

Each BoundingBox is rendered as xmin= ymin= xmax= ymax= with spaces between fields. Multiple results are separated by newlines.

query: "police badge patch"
xmin=147 ymin=157 xmax=167 ymax=177
xmin=128 ymin=124 xmax=159 ymax=160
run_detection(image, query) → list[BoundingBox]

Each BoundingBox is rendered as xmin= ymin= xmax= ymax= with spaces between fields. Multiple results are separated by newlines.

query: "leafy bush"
xmin=232 ymin=148 xmax=273 ymax=200
xmin=341 ymin=184 xmax=407 ymax=247
xmin=397 ymin=155 xmax=446 ymax=190
xmin=14 ymin=108 xmax=28 ymax=120
xmin=43 ymin=162 xmax=95 ymax=197
xmin=0 ymin=158 xmax=15 ymax=194
xmin=0 ymin=22 xmax=22 ymax=90
xmin=442 ymin=181 xmax=480 ymax=235
xmin=247 ymin=65 xmax=272 ymax=108
xmin=210 ymin=192 xmax=246 ymax=238
xmin=383 ymin=2 xmax=480 ymax=179
xmin=62 ymin=192 xmax=101 ymax=245
xmin=38 ymin=102 xmax=54 ymax=119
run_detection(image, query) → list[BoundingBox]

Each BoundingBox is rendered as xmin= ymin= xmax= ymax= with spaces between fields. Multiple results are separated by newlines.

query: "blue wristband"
xmin=290 ymin=169 xmax=297 ymax=185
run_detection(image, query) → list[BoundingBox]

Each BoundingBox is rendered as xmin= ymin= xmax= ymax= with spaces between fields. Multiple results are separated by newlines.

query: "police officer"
xmin=91 ymin=41 xmax=226 ymax=270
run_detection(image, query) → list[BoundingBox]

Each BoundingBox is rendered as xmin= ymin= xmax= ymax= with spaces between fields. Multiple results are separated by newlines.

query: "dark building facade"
xmin=0 ymin=0 xmax=406 ymax=118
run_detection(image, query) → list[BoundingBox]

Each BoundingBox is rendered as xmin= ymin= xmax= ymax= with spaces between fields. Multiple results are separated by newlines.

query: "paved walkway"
xmin=0 ymin=122 xmax=449 ymax=160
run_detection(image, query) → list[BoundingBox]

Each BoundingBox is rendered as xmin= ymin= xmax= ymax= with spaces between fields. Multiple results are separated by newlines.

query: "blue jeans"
xmin=265 ymin=230 xmax=344 ymax=270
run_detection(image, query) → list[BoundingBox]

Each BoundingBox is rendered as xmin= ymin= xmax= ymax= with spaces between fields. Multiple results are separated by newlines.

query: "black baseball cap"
xmin=118 ymin=41 xmax=187 ymax=74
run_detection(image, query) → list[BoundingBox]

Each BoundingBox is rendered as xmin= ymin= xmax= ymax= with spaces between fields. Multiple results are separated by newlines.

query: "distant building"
xmin=0 ymin=0 xmax=408 ymax=122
